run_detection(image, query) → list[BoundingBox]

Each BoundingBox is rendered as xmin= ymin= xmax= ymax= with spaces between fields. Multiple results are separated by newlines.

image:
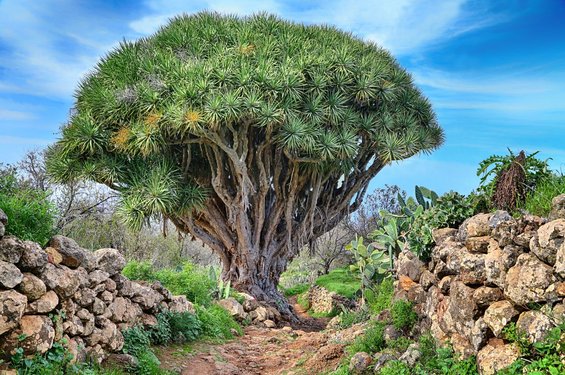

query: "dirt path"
xmin=157 ymin=299 xmax=340 ymax=375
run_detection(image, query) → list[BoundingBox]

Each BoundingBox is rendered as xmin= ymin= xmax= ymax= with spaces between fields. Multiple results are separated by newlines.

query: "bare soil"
xmin=156 ymin=298 xmax=337 ymax=375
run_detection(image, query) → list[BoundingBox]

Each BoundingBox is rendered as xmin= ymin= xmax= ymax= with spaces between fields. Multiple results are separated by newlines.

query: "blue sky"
xmin=0 ymin=0 xmax=564 ymax=195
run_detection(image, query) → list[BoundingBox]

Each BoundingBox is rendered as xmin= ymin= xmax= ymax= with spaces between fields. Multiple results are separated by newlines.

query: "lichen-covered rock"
xmin=458 ymin=251 xmax=486 ymax=285
xmin=0 ymin=260 xmax=23 ymax=288
xmin=108 ymin=297 xmax=143 ymax=323
xmin=168 ymin=295 xmax=195 ymax=314
xmin=397 ymin=250 xmax=424 ymax=282
xmin=440 ymin=281 xmax=477 ymax=343
xmin=419 ymin=270 xmax=437 ymax=290
xmin=552 ymin=303 xmax=565 ymax=324
xmin=349 ymin=352 xmax=372 ymax=374
xmin=432 ymin=227 xmax=457 ymax=246
xmin=94 ymin=248 xmax=126 ymax=276
xmin=218 ymin=297 xmax=247 ymax=321
xmin=40 ymin=263 xmax=80 ymax=298
xmin=504 ymin=253 xmax=556 ymax=305
xmin=1 ymin=315 xmax=55 ymax=355
xmin=465 ymin=236 xmax=490 ymax=253
xmin=530 ymin=219 xmax=565 ymax=265
xmin=74 ymin=288 xmax=96 ymax=307
xmin=459 ymin=213 xmax=492 ymax=241
xmin=130 ymin=282 xmax=163 ymax=310
xmin=399 ymin=343 xmax=421 ymax=366
xmin=484 ymin=240 xmax=520 ymax=288
xmin=48 ymin=235 xmax=96 ymax=270
xmin=555 ymin=241 xmax=565 ymax=279
xmin=0 ymin=208 xmax=7 ymax=238
xmin=472 ymin=286 xmax=504 ymax=307
xmin=549 ymin=194 xmax=565 ymax=220
xmin=26 ymin=290 xmax=59 ymax=314
xmin=516 ymin=310 xmax=553 ymax=343
xmin=18 ymin=241 xmax=48 ymax=272
xmin=17 ymin=272 xmax=46 ymax=301
xmin=476 ymin=340 xmax=520 ymax=375
xmin=483 ymin=301 xmax=518 ymax=337
xmin=0 ymin=236 xmax=25 ymax=263
xmin=0 ymin=290 xmax=27 ymax=335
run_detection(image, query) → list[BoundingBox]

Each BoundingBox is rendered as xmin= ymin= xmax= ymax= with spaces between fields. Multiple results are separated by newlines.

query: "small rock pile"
xmin=218 ymin=295 xmax=282 ymax=328
xmin=307 ymin=285 xmax=355 ymax=315
xmin=395 ymin=194 xmax=565 ymax=375
xmin=0 ymin=210 xmax=194 ymax=365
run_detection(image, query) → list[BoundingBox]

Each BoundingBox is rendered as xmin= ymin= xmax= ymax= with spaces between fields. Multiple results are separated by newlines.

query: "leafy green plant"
xmin=337 ymin=308 xmax=371 ymax=329
xmin=166 ymin=311 xmax=202 ymax=343
xmin=346 ymin=237 xmax=390 ymax=304
xmin=347 ymin=321 xmax=386 ymax=354
xmin=195 ymin=304 xmax=242 ymax=341
xmin=122 ymin=326 xmax=151 ymax=358
xmin=366 ymin=277 xmax=394 ymax=314
xmin=391 ymin=300 xmax=417 ymax=332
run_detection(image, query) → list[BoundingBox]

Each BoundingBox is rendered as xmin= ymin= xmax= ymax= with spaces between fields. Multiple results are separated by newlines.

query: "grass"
xmin=315 ymin=268 xmax=360 ymax=299
xmin=281 ymin=283 xmax=310 ymax=297
xmin=520 ymin=174 xmax=565 ymax=216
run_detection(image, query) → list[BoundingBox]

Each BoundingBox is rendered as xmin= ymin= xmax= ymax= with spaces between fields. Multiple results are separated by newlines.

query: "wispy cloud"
xmin=0 ymin=109 xmax=35 ymax=121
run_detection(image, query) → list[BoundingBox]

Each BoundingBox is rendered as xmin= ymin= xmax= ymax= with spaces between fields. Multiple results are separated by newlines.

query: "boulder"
xmin=0 ymin=236 xmax=25 ymax=263
xmin=549 ymin=194 xmax=565 ymax=220
xmin=458 ymin=251 xmax=486 ymax=285
xmin=396 ymin=250 xmax=424 ymax=282
xmin=77 ymin=308 xmax=95 ymax=336
xmin=108 ymin=297 xmax=143 ymax=323
xmin=516 ymin=311 xmax=553 ymax=343
xmin=94 ymin=248 xmax=126 ymax=276
xmin=17 ymin=241 xmax=48 ymax=271
xmin=26 ymin=290 xmax=59 ymax=314
xmin=92 ymin=298 xmax=106 ymax=315
xmin=483 ymin=301 xmax=518 ymax=337
xmin=432 ymin=228 xmax=457 ymax=246
xmin=130 ymin=282 xmax=163 ymax=310
xmin=88 ymin=269 xmax=110 ymax=286
xmin=488 ymin=210 xmax=513 ymax=229
xmin=17 ymin=273 xmax=46 ymax=301
xmin=504 ymin=253 xmax=556 ymax=305
xmin=0 ymin=290 xmax=27 ymax=335
xmin=48 ymin=235 xmax=96 ymax=270
xmin=530 ymin=219 xmax=565 ymax=265
xmin=168 ymin=295 xmax=195 ymax=314
xmin=113 ymin=274 xmax=134 ymax=297
xmin=74 ymin=288 xmax=96 ymax=307
xmin=472 ymin=286 xmax=504 ymax=307
xmin=465 ymin=236 xmax=490 ymax=253
xmin=218 ymin=297 xmax=247 ymax=321
xmin=1 ymin=315 xmax=55 ymax=355
xmin=349 ymin=352 xmax=372 ymax=374
xmin=476 ymin=340 xmax=520 ymax=375
xmin=40 ymin=263 xmax=80 ymax=298
xmin=0 ymin=260 xmax=23 ymax=288
xmin=45 ymin=247 xmax=63 ymax=264
xmin=459 ymin=213 xmax=492 ymax=241
xmin=440 ymin=281 xmax=477 ymax=343
xmin=484 ymin=240 xmax=521 ymax=288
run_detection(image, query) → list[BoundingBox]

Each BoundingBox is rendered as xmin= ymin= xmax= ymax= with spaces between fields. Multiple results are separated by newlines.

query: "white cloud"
xmin=0 ymin=109 xmax=35 ymax=121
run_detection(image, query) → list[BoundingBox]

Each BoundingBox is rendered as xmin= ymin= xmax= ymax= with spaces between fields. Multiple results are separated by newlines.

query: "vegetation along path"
xmin=157 ymin=301 xmax=337 ymax=375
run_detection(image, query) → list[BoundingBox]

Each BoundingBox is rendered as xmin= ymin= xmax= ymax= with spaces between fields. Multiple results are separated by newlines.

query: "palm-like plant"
xmin=46 ymin=12 xmax=443 ymax=317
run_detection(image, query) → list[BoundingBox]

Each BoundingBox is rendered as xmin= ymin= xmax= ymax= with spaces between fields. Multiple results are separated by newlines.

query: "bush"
xmin=338 ymin=308 xmax=371 ymax=329
xmin=122 ymin=326 xmax=151 ymax=358
xmin=0 ymin=166 xmax=56 ymax=245
xmin=348 ymin=321 xmax=386 ymax=354
xmin=391 ymin=300 xmax=417 ymax=332
xmin=315 ymin=268 xmax=360 ymax=299
xmin=166 ymin=311 xmax=202 ymax=343
xmin=196 ymin=304 xmax=242 ymax=341
xmin=520 ymin=174 xmax=565 ymax=217
xmin=367 ymin=277 xmax=394 ymax=314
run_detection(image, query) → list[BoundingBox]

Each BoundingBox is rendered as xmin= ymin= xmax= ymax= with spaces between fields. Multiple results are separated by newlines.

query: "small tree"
xmin=47 ymin=13 xmax=442 ymax=316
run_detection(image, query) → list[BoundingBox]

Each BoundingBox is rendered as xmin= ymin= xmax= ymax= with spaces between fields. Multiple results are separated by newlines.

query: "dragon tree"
xmin=47 ymin=12 xmax=443 ymax=317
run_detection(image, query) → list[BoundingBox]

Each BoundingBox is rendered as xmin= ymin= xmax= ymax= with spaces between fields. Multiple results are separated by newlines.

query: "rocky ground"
xmin=156 ymin=298 xmax=358 ymax=375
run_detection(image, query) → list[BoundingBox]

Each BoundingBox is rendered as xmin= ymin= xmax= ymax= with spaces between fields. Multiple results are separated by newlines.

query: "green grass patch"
xmin=315 ymin=268 xmax=359 ymax=299
xmin=281 ymin=283 xmax=310 ymax=297
xmin=520 ymin=174 xmax=565 ymax=217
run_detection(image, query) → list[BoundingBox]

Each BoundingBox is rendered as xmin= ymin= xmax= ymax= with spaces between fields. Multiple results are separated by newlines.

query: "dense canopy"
xmin=47 ymin=12 xmax=443 ymax=312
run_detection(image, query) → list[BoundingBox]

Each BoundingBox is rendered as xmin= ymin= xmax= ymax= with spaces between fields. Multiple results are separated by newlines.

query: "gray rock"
xmin=483 ymin=301 xmax=518 ymax=337
xmin=489 ymin=210 xmax=513 ymax=228
xmin=0 ymin=260 xmax=23 ymax=288
xmin=18 ymin=241 xmax=48 ymax=271
xmin=0 ymin=289 xmax=27 ymax=335
xmin=554 ymin=239 xmax=565 ymax=279
xmin=17 ymin=272 xmax=47 ymax=301
xmin=94 ymin=248 xmax=126 ymax=276
xmin=516 ymin=311 xmax=554 ymax=343
xmin=349 ymin=352 xmax=372 ymax=374
xmin=40 ymin=263 xmax=80 ymax=298
xmin=48 ymin=235 xmax=96 ymax=270
xmin=530 ymin=219 xmax=565 ymax=265
xmin=0 ymin=236 xmax=25 ymax=263
xmin=399 ymin=343 xmax=421 ymax=367
xmin=549 ymin=194 xmax=565 ymax=220
xmin=26 ymin=290 xmax=59 ymax=314
xmin=504 ymin=253 xmax=556 ymax=305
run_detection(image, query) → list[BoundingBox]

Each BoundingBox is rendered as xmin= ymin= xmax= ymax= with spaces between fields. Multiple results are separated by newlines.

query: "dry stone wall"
xmin=395 ymin=194 xmax=565 ymax=375
xmin=0 ymin=212 xmax=194 ymax=364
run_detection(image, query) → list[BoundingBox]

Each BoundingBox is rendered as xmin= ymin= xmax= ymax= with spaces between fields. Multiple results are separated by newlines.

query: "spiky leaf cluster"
xmin=47 ymin=12 xmax=443 ymax=229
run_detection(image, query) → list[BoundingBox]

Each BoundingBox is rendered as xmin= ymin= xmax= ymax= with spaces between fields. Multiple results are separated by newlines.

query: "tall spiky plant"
xmin=47 ymin=12 xmax=443 ymax=318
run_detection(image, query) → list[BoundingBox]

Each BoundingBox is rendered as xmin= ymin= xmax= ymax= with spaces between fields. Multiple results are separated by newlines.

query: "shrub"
xmin=122 ymin=261 xmax=156 ymax=281
xmin=520 ymin=174 xmax=565 ymax=216
xmin=348 ymin=321 xmax=386 ymax=354
xmin=338 ymin=308 xmax=370 ymax=329
xmin=391 ymin=300 xmax=417 ymax=332
xmin=196 ymin=304 xmax=242 ymax=341
xmin=0 ymin=166 xmax=56 ymax=245
xmin=122 ymin=326 xmax=151 ymax=358
xmin=148 ymin=312 xmax=172 ymax=345
xmin=367 ymin=277 xmax=394 ymax=314
xmin=166 ymin=311 xmax=202 ymax=343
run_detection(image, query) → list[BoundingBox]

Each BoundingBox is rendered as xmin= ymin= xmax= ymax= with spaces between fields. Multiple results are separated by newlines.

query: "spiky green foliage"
xmin=47 ymin=13 xmax=442 ymax=303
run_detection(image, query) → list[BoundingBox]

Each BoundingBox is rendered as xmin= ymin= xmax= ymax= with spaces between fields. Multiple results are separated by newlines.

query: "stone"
xmin=549 ymin=194 xmax=565 ymax=220
xmin=349 ymin=352 xmax=372 ymax=374
xmin=440 ymin=281 xmax=477 ymax=341
xmin=399 ymin=343 xmax=421 ymax=367
xmin=86 ymin=317 xmax=124 ymax=352
xmin=218 ymin=297 xmax=247 ymax=321
xmin=516 ymin=311 xmax=553 ymax=343
xmin=465 ymin=236 xmax=491 ymax=253
xmin=88 ymin=269 xmax=110 ymax=286
xmin=40 ymin=263 xmax=80 ymax=298
xmin=151 ymin=280 xmax=172 ymax=301
xmin=552 ymin=303 xmax=565 ymax=324
xmin=104 ymin=278 xmax=117 ymax=292
xmin=26 ymin=290 xmax=59 ymax=314
xmin=92 ymin=298 xmax=106 ymax=315
xmin=0 ymin=208 xmax=7 ymax=224
xmin=432 ymin=228 xmax=457 ymax=246
xmin=242 ymin=298 xmax=260 ymax=312
xmin=74 ymin=288 xmax=96 ymax=307
xmin=254 ymin=306 xmax=269 ymax=322
xmin=488 ymin=210 xmax=513 ymax=229
xmin=483 ymin=301 xmax=518 ymax=337
xmin=77 ymin=308 xmax=95 ymax=336
xmin=45 ymin=247 xmax=63 ymax=264
xmin=99 ymin=290 xmax=114 ymax=303
xmin=484 ymin=240 xmax=521 ymax=288
xmin=16 ymin=273 xmax=45 ymax=301
xmin=108 ymin=297 xmax=143 ymax=323
xmin=48 ymin=235 xmax=96 ymax=270
xmin=264 ymin=319 xmax=276 ymax=328
xmin=438 ymin=276 xmax=453 ymax=294
xmin=0 ymin=260 xmax=23 ymax=288
xmin=168 ymin=295 xmax=195 ymax=314
xmin=476 ymin=341 xmax=520 ymax=375
xmin=94 ymin=248 xmax=126 ymax=276
xmin=1 ymin=315 xmax=55 ymax=355
xmin=470 ymin=318 xmax=488 ymax=352
xmin=419 ymin=270 xmax=437 ymax=290
xmin=458 ymin=251 xmax=486 ymax=285
xmin=0 ymin=290 xmax=27 ymax=335
xmin=383 ymin=325 xmax=401 ymax=343
xmin=504 ymin=253 xmax=556 ymax=305
xmin=0 ymin=236 xmax=25 ymax=263
xmin=530 ymin=219 xmax=565 ymax=265
xmin=372 ymin=352 xmax=396 ymax=373
xmin=472 ymin=286 xmax=504 ymax=307
xmin=555 ymin=241 xmax=565 ymax=279
xmin=396 ymin=250 xmax=424 ymax=282
xmin=130 ymin=282 xmax=163 ymax=310
xmin=459 ymin=213 xmax=492 ymax=241
xmin=104 ymin=353 xmax=138 ymax=369
xmin=17 ymin=241 xmax=48 ymax=271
